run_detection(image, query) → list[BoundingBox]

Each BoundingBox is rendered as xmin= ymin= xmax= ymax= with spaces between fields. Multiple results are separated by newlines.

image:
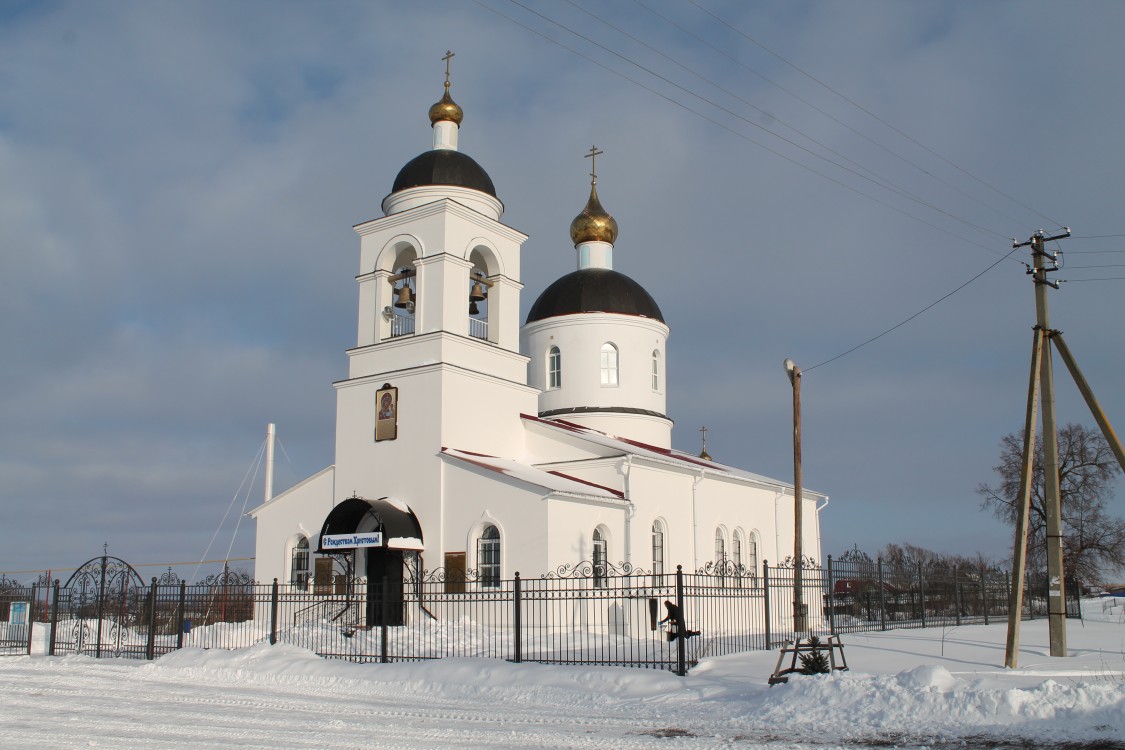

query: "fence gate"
xmin=1 ymin=578 xmax=37 ymax=655
xmin=53 ymin=554 xmax=146 ymax=657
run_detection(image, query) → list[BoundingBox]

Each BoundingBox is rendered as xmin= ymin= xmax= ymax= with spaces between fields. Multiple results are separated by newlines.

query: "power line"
xmin=501 ymin=0 xmax=1005 ymax=242
xmin=633 ymin=0 xmax=1035 ymax=235
xmin=479 ymin=0 xmax=1017 ymax=259
xmin=804 ymin=246 xmax=1021 ymax=373
xmin=1063 ymin=277 xmax=1125 ymax=283
xmin=567 ymin=0 xmax=1009 ymax=242
xmin=686 ymin=0 xmax=1063 ymax=232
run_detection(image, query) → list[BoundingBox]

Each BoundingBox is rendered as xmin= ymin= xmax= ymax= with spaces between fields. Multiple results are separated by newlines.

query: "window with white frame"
xmin=593 ymin=528 xmax=608 ymax=588
xmin=600 ymin=343 xmax=619 ymax=386
xmin=748 ymin=532 xmax=760 ymax=581
xmin=714 ymin=528 xmax=726 ymax=565
xmin=732 ymin=532 xmax=743 ymax=573
xmin=651 ymin=350 xmax=660 ymax=391
xmin=290 ymin=536 xmax=310 ymax=588
xmin=548 ymin=346 xmax=562 ymax=389
xmin=477 ymin=525 xmax=501 ymax=588
xmin=651 ymin=521 xmax=665 ymax=578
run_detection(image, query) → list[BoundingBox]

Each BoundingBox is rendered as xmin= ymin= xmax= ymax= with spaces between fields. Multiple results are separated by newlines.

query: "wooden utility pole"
xmin=1006 ymin=227 xmax=1125 ymax=664
xmin=784 ymin=358 xmax=806 ymax=633
xmin=1004 ymin=327 xmax=1042 ymax=668
xmin=1010 ymin=229 xmax=1070 ymax=658
xmin=1032 ymin=231 xmax=1067 ymax=658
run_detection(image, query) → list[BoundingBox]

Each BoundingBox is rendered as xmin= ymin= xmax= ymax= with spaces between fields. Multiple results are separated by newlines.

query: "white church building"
xmin=249 ymin=68 xmax=827 ymax=603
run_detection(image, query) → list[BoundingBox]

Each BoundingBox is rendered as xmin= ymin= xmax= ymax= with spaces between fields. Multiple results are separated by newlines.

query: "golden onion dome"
xmin=569 ymin=183 xmax=618 ymax=245
xmin=428 ymin=85 xmax=464 ymax=126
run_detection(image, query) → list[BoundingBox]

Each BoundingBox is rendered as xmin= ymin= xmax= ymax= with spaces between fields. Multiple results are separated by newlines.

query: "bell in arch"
xmin=469 ymin=280 xmax=487 ymax=303
xmin=393 ymin=284 xmax=413 ymax=309
xmin=468 ymin=300 xmax=480 ymax=316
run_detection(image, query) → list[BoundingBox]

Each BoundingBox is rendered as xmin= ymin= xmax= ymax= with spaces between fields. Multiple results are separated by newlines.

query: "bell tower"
xmin=333 ymin=55 xmax=538 ymax=506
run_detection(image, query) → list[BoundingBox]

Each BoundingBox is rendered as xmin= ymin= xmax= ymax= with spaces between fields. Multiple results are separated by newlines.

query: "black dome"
xmin=392 ymin=149 xmax=496 ymax=197
xmin=526 ymin=268 xmax=664 ymax=324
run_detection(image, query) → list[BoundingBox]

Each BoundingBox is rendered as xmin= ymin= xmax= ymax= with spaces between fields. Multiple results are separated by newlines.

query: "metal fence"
xmin=1 ymin=557 xmax=1081 ymax=673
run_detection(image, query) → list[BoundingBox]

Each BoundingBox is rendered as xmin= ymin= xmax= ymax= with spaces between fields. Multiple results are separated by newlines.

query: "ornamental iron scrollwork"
xmin=697 ymin=559 xmax=755 ymax=577
xmin=198 ymin=567 xmax=253 ymax=588
xmin=777 ymin=555 xmax=822 ymax=570
xmin=60 ymin=554 xmax=146 ymax=657
xmin=541 ymin=560 xmax=644 ymax=580
xmin=420 ymin=566 xmax=482 ymax=584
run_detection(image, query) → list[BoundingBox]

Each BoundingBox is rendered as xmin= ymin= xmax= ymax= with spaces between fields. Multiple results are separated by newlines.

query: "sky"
xmin=1 ymin=0 xmax=1123 ymax=580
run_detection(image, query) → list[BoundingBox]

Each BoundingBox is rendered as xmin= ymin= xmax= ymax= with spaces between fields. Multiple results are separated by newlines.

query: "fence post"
xmin=270 ymin=579 xmax=279 ymax=646
xmin=26 ymin=584 xmax=38 ymax=656
xmin=380 ymin=574 xmax=389 ymax=664
xmin=48 ymin=580 xmax=60 ymax=656
xmin=918 ymin=561 xmax=926 ymax=629
xmin=877 ymin=558 xmax=887 ymax=631
xmin=675 ymin=565 xmax=686 ymax=677
xmin=762 ymin=560 xmax=771 ymax=650
xmin=513 ymin=572 xmax=522 ymax=664
xmin=826 ymin=556 xmax=836 ymax=635
xmin=146 ymin=578 xmax=158 ymax=660
xmin=954 ymin=566 xmax=962 ymax=626
xmin=176 ymin=581 xmax=187 ymax=650
xmin=980 ymin=564 xmax=989 ymax=625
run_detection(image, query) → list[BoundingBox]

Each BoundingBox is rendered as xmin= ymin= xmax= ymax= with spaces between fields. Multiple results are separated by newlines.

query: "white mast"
xmin=264 ymin=423 xmax=276 ymax=504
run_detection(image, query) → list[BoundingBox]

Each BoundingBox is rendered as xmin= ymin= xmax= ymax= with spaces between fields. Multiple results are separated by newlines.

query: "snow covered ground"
xmin=1 ymin=599 xmax=1122 ymax=749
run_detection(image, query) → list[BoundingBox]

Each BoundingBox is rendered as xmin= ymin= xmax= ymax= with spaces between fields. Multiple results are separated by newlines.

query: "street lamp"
xmin=783 ymin=358 xmax=807 ymax=633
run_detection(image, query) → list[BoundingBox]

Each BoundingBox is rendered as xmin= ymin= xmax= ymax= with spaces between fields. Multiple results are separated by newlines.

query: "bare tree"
xmin=978 ymin=423 xmax=1124 ymax=586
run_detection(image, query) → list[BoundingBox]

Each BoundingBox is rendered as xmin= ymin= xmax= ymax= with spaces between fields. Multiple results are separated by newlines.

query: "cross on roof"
xmin=700 ymin=425 xmax=709 ymax=454
xmin=585 ymin=145 xmax=604 ymax=184
xmin=442 ymin=50 xmax=454 ymax=88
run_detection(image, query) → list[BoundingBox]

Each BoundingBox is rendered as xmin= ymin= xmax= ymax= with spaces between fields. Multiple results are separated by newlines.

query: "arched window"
xmin=651 ymin=350 xmax=660 ymax=391
xmin=290 ymin=536 xmax=310 ymax=589
xmin=732 ymin=530 xmax=745 ymax=588
xmin=592 ymin=528 xmax=608 ymax=588
xmin=600 ymin=343 xmax=619 ymax=386
xmin=651 ymin=520 xmax=666 ymax=585
xmin=714 ymin=528 xmax=726 ymax=564
xmin=715 ymin=527 xmax=728 ymax=586
xmin=748 ymin=531 xmax=760 ymax=582
xmin=548 ymin=346 xmax=562 ymax=389
xmin=478 ymin=525 xmax=500 ymax=588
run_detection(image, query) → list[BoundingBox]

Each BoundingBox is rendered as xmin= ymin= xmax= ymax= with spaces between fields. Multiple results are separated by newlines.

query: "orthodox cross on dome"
xmin=585 ymin=145 xmax=604 ymax=185
xmin=699 ymin=426 xmax=713 ymax=461
xmin=442 ymin=50 xmax=455 ymax=89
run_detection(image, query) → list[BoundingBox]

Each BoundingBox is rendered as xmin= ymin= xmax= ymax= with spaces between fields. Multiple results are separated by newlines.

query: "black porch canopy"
xmin=316 ymin=496 xmax=423 ymax=553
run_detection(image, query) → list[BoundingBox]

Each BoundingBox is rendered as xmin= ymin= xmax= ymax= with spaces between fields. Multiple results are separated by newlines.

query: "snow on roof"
xmin=521 ymin=414 xmax=820 ymax=495
xmin=441 ymin=448 xmax=624 ymax=500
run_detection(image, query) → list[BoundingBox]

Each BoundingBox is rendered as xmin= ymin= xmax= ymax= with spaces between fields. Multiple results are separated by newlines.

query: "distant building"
xmin=249 ymin=68 xmax=826 ymax=601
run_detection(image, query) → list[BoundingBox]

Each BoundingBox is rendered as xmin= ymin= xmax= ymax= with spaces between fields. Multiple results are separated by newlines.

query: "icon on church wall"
xmin=375 ymin=384 xmax=398 ymax=442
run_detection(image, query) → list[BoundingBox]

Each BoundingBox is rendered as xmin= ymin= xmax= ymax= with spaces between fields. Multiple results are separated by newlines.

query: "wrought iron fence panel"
xmin=680 ymin=572 xmax=766 ymax=660
xmin=0 ymin=581 xmax=36 ymax=655
xmin=764 ymin=562 xmax=831 ymax=645
xmin=23 ymin=554 xmax=1084 ymax=670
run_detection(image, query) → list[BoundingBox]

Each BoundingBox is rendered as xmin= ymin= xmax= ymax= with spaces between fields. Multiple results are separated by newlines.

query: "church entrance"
xmin=316 ymin=495 xmax=423 ymax=630
xmin=365 ymin=548 xmax=405 ymax=626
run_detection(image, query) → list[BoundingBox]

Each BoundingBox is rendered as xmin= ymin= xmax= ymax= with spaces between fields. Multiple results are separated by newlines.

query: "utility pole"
xmin=783 ymin=358 xmax=806 ymax=633
xmin=1013 ymin=228 xmax=1070 ymax=658
xmin=1005 ymin=228 xmax=1125 ymax=666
